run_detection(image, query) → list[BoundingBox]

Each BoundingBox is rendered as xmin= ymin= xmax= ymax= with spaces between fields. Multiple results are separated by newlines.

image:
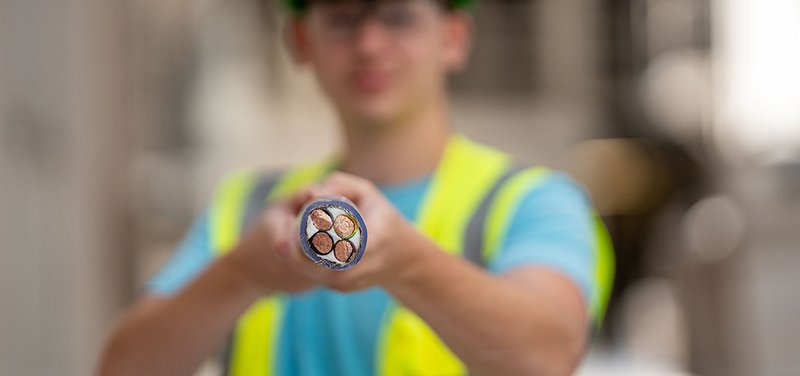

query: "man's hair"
xmin=284 ymin=0 xmax=474 ymax=15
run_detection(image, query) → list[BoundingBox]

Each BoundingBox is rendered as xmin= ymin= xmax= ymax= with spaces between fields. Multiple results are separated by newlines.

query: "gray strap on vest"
xmin=240 ymin=171 xmax=285 ymax=233
xmin=220 ymin=334 xmax=235 ymax=376
xmin=462 ymin=165 xmax=525 ymax=376
xmin=221 ymin=170 xmax=284 ymax=375
xmin=462 ymin=165 xmax=527 ymax=268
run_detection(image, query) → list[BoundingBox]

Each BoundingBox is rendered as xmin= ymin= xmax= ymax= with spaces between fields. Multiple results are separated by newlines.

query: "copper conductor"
xmin=310 ymin=232 xmax=333 ymax=255
xmin=333 ymin=214 xmax=357 ymax=239
xmin=309 ymin=209 xmax=333 ymax=231
xmin=334 ymin=240 xmax=355 ymax=263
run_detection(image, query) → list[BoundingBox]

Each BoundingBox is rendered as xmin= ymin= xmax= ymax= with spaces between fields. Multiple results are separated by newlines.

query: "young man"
xmin=100 ymin=0 xmax=612 ymax=375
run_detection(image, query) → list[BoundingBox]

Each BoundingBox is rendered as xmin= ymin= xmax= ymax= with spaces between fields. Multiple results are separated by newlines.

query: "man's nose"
xmin=353 ymin=19 xmax=391 ymax=56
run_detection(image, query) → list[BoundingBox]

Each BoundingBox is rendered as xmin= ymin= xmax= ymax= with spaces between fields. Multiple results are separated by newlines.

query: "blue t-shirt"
xmin=147 ymin=172 xmax=595 ymax=375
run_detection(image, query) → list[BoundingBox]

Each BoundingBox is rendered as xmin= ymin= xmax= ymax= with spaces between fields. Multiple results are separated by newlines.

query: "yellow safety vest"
xmin=208 ymin=135 xmax=615 ymax=375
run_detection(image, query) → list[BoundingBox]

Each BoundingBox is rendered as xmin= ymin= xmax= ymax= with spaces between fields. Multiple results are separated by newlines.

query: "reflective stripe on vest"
xmin=377 ymin=135 xmax=512 ymax=375
xmin=591 ymin=215 xmax=615 ymax=328
xmin=208 ymin=135 xmax=615 ymax=375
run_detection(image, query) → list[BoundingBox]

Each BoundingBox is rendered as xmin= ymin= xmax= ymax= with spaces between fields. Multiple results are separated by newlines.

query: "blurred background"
xmin=1 ymin=0 xmax=799 ymax=375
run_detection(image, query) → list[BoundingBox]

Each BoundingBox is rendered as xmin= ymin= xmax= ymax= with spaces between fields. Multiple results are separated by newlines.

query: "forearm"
xmin=99 ymin=254 xmax=264 ymax=376
xmin=384 ymin=230 xmax=588 ymax=375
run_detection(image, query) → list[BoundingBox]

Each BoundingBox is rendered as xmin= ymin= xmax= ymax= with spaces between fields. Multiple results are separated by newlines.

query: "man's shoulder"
xmin=529 ymin=169 xmax=586 ymax=193
xmin=514 ymin=169 xmax=591 ymax=209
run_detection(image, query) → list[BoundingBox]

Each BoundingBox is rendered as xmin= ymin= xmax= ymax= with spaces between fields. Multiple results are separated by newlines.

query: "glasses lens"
xmin=313 ymin=1 xmax=436 ymax=41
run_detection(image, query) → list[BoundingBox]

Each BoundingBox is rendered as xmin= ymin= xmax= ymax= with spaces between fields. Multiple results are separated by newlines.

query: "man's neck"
xmin=339 ymin=107 xmax=451 ymax=186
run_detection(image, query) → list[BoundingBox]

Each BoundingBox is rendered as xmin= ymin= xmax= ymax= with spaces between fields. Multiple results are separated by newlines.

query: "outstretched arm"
xmin=99 ymin=193 xmax=318 ymax=376
xmin=385 ymin=229 xmax=588 ymax=375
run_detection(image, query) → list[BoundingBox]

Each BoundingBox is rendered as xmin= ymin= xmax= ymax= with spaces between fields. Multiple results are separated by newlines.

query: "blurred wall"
xmin=1 ymin=0 xmax=136 ymax=374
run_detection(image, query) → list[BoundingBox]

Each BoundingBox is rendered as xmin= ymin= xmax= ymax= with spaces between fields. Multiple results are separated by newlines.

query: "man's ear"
xmin=284 ymin=18 xmax=311 ymax=65
xmin=443 ymin=13 xmax=473 ymax=73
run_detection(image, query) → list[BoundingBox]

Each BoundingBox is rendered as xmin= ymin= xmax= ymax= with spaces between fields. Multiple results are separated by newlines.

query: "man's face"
xmin=291 ymin=0 xmax=470 ymax=126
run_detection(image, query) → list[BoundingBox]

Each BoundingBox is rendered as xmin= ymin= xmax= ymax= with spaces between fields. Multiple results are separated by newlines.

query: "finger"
xmin=326 ymin=171 xmax=373 ymax=191
xmin=318 ymin=174 xmax=370 ymax=205
xmin=276 ymin=238 xmax=321 ymax=276
xmin=278 ymin=186 xmax=321 ymax=214
xmin=267 ymin=213 xmax=299 ymax=253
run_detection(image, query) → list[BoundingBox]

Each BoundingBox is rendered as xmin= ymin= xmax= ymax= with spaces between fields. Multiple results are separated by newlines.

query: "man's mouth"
xmin=350 ymin=71 xmax=391 ymax=93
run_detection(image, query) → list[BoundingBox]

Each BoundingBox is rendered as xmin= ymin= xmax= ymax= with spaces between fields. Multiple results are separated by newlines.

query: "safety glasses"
xmin=307 ymin=0 xmax=444 ymax=42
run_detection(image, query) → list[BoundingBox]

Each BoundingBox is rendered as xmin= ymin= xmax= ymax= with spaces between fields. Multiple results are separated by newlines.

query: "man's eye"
xmin=325 ymin=11 xmax=360 ymax=28
xmin=380 ymin=9 xmax=416 ymax=29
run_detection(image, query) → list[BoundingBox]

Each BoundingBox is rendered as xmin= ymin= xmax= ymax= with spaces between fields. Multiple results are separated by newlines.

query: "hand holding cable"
xmin=279 ymin=172 xmax=423 ymax=292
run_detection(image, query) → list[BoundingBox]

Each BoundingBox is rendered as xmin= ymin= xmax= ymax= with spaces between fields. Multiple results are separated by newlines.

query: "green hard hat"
xmin=284 ymin=0 xmax=474 ymax=14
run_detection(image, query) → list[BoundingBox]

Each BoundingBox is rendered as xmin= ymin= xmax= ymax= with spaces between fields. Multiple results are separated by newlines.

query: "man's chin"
xmin=343 ymin=102 xmax=403 ymax=128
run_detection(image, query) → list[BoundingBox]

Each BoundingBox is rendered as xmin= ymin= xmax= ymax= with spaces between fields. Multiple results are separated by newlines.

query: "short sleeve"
xmin=488 ymin=173 xmax=595 ymax=301
xmin=145 ymin=209 xmax=215 ymax=296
